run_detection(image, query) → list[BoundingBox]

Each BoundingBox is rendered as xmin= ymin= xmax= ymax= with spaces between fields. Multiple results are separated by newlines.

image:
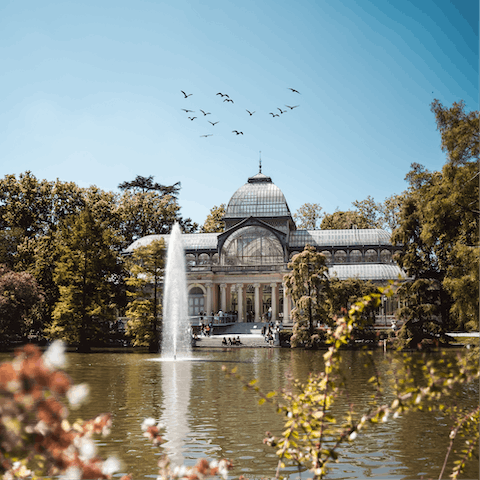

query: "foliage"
xmin=351 ymin=196 xmax=382 ymax=228
xmin=0 ymin=342 xmax=121 ymax=480
xmin=284 ymin=245 xmax=330 ymax=347
xmin=45 ymin=209 xmax=122 ymax=352
xmin=293 ymin=203 xmax=323 ymax=230
xmin=125 ymin=239 xmax=166 ymax=352
xmin=326 ymin=277 xmax=379 ymax=331
xmin=201 ymin=204 xmax=226 ymax=233
xmin=392 ymin=101 xmax=479 ymax=337
xmin=117 ymin=175 xmax=197 ymax=245
xmin=320 ymin=210 xmax=374 ymax=230
xmin=0 ymin=264 xmax=44 ymax=342
xmin=224 ymin=288 xmax=479 ymax=479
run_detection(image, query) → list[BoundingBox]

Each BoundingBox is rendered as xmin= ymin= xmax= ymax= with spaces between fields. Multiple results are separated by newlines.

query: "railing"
xmin=189 ymin=314 xmax=238 ymax=326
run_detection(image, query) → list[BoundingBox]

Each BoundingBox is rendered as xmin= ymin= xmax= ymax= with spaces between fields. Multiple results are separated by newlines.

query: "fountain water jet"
xmin=161 ymin=223 xmax=192 ymax=359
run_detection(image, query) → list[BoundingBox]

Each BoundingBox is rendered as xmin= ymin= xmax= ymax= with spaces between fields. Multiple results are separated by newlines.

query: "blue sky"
xmin=1 ymin=0 xmax=478 ymax=226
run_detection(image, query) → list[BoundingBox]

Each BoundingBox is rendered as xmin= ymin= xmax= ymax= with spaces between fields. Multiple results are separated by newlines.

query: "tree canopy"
xmin=294 ymin=203 xmax=323 ymax=230
xmin=201 ymin=204 xmax=226 ymax=233
xmin=320 ymin=210 xmax=374 ymax=230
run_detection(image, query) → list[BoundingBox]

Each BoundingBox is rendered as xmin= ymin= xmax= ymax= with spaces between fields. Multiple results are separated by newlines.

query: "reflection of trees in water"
xmin=63 ymin=350 xmax=479 ymax=480
xmin=388 ymin=351 xmax=479 ymax=479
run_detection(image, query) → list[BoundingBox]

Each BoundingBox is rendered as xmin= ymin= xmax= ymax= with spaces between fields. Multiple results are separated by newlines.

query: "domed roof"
xmin=224 ymin=169 xmax=291 ymax=219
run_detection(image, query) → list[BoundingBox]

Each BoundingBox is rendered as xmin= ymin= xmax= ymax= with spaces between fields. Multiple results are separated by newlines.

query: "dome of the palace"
xmin=224 ymin=171 xmax=291 ymax=219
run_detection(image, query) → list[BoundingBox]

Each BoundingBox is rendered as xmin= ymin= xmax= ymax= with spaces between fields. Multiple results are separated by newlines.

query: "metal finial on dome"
xmin=259 ymin=151 xmax=262 ymax=173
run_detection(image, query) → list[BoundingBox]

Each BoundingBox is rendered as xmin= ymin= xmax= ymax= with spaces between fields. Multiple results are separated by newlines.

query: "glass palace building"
xmin=125 ymin=169 xmax=406 ymax=324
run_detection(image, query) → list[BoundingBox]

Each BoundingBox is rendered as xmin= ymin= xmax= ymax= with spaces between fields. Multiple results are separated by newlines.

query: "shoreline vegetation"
xmin=0 ymin=293 xmax=478 ymax=480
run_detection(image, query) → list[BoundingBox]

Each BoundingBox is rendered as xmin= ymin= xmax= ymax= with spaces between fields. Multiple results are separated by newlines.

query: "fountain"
xmin=161 ymin=223 xmax=192 ymax=360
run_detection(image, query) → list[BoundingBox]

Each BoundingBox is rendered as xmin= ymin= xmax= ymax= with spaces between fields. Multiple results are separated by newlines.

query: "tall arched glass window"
xmin=221 ymin=226 xmax=284 ymax=266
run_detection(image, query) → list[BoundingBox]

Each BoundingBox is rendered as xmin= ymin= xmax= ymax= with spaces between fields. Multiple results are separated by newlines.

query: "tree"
xmin=381 ymin=193 xmax=404 ymax=232
xmin=117 ymin=175 xmax=197 ymax=245
xmin=320 ymin=210 xmax=374 ymax=230
xmin=351 ymin=196 xmax=382 ymax=228
xmin=293 ymin=203 xmax=323 ymax=230
xmin=0 ymin=264 xmax=44 ymax=342
xmin=45 ymin=209 xmax=122 ymax=352
xmin=326 ymin=277 xmax=378 ymax=329
xmin=201 ymin=204 xmax=225 ymax=233
xmin=125 ymin=239 xmax=165 ymax=352
xmin=284 ymin=245 xmax=330 ymax=347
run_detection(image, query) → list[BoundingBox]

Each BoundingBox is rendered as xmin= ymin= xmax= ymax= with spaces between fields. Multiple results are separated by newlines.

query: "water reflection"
xmin=0 ymin=348 xmax=475 ymax=479
xmin=160 ymin=360 xmax=192 ymax=466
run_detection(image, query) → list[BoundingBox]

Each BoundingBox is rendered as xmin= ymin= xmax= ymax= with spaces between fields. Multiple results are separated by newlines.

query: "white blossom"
xmin=43 ymin=340 xmax=67 ymax=369
xmin=102 ymin=456 xmax=121 ymax=475
xmin=141 ymin=417 xmax=157 ymax=431
xmin=67 ymin=384 xmax=89 ymax=408
xmin=59 ymin=466 xmax=82 ymax=480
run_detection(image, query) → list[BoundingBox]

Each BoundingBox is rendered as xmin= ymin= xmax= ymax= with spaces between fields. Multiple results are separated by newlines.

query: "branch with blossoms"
xmin=140 ymin=416 xmax=233 ymax=480
xmin=224 ymin=285 xmax=479 ymax=480
xmin=0 ymin=341 xmax=123 ymax=480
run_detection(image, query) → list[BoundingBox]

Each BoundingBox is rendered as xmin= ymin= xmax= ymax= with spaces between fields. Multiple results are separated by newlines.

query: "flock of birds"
xmin=179 ymin=88 xmax=301 ymax=138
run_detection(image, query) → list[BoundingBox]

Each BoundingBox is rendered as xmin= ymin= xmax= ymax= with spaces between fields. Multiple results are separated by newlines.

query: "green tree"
xmin=351 ymin=196 xmax=382 ymax=228
xmin=326 ymin=277 xmax=378 ymax=328
xmin=381 ymin=193 xmax=404 ymax=231
xmin=293 ymin=203 xmax=323 ymax=230
xmin=0 ymin=264 xmax=44 ymax=342
xmin=46 ymin=209 xmax=122 ymax=352
xmin=118 ymin=175 xmax=197 ymax=245
xmin=320 ymin=210 xmax=374 ymax=229
xmin=125 ymin=239 xmax=165 ymax=352
xmin=284 ymin=245 xmax=330 ymax=347
xmin=201 ymin=204 xmax=225 ymax=233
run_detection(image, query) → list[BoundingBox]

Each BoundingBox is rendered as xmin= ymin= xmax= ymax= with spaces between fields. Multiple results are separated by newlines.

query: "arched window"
xmin=188 ymin=286 xmax=205 ymax=316
xmin=212 ymin=253 xmax=219 ymax=265
xmin=365 ymin=249 xmax=378 ymax=263
xmin=221 ymin=226 xmax=284 ymax=266
xmin=199 ymin=253 xmax=210 ymax=265
xmin=349 ymin=250 xmax=362 ymax=263
xmin=186 ymin=254 xmax=196 ymax=266
xmin=334 ymin=250 xmax=347 ymax=264
xmin=320 ymin=251 xmax=332 ymax=264
xmin=380 ymin=249 xmax=392 ymax=263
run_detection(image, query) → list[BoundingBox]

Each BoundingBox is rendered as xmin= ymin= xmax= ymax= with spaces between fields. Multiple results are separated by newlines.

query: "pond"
xmin=4 ymin=347 xmax=478 ymax=479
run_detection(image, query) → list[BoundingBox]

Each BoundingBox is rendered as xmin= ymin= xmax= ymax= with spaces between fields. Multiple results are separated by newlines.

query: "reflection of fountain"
xmin=162 ymin=223 xmax=191 ymax=359
xmin=160 ymin=361 xmax=192 ymax=466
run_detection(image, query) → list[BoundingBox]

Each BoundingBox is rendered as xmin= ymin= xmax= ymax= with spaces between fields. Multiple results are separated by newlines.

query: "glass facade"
xmin=290 ymin=229 xmax=392 ymax=247
xmin=225 ymin=183 xmax=291 ymax=218
xmin=221 ymin=226 xmax=284 ymax=266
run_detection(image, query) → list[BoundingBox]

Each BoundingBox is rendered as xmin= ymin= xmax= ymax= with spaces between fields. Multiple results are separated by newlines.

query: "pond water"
xmin=4 ymin=347 xmax=478 ymax=479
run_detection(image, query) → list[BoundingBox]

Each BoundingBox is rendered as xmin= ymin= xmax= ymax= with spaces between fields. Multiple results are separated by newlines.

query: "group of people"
xmin=222 ymin=336 xmax=242 ymax=346
xmin=199 ymin=323 xmax=212 ymax=336
xmin=261 ymin=321 xmax=278 ymax=345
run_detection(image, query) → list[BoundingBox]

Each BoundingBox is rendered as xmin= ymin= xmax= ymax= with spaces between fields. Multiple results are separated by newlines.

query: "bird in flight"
xmin=208 ymin=121 xmax=219 ymax=126
xmin=285 ymin=105 xmax=299 ymax=110
xmin=181 ymin=90 xmax=193 ymax=98
xmin=200 ymin=134 xmax=213 ymax=137
xmin=269 ymin=112 xmax=279 ymax=117
xmin=277 ymin=108 xmax=286 ymax=114
xmin=216 ymin=92 xmax=229 ymax=97
xmin=200 ymin=110 xmax=211 ymax=116
xmin=223 ymin=98 xmax=234 ymax=103
xmin=232 ymin=130 xmax=243 ymax=135
xmin=246 ymin=109 xmax=255 ymax=116
xmin=181 ymin=109 xmax=194 ymax=113
xmin=188 ymin=116 xmax=197 ymax=121
xmin=288 ymin=88 xmax=300 ymax=94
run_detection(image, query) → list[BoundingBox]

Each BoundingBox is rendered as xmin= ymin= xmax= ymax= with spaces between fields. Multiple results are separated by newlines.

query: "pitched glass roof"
xmin=224 ymin=172 xmax=291 ymax=218
xmin=124 ymin=233 xmax=219 ymax=253
xmin=290 ymin=229 xmax=392 ymax=247
xmin=328 ymin=264 xmax=407 ymax=280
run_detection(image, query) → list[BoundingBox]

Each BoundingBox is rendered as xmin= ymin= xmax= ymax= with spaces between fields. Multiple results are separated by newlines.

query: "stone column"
xmin=220 ymin=283 xmax=227 ymax=312
xmin=236 ymin=284 xmax=244 ymax=322
xmin=206 ymin=284 xmax=212 ymax=316
xmin=270 ymin=283 xmax=277 ymax=322
xmin=283 ymin=285 xmax=289 ymax=322
xmin=254 ymin=283 xmax=261 ymax=322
